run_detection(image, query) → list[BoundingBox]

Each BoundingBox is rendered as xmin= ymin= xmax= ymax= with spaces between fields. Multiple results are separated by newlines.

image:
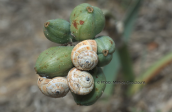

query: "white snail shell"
xmin=67 ymin=68 xmax=94 ymax=95
xmin=37 ymin=76 xmax=69 ymax=98
xmin=37 ymin=76 xmax=51 ymax=96
xmin=71 ymin=40 xmax=98 ymax=70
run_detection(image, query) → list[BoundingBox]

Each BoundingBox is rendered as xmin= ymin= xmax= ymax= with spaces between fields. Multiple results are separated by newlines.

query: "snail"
xmin=71 ymin=40 xmax=98 ymax=70
xmin=67 ymin=68 xmax=94 ymax=95
xmin=37 ymin=76 xmax=69 ymax=98
xmin=71 ymin=67 xmax=106 ymax=106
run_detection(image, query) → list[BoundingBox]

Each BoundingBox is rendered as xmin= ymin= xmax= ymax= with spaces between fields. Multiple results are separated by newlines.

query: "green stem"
xmin=123 ymin=0 xmax=143 ymax=42
xmin=128 ymin=52 xmax=172 ymax=96
xmin=102 ymin=0 xmax=142 ymax=97
xmin=118 ymin=43 xmax=135 ymax=81
xmin=103 ymin=52 xmax=120 ymax=97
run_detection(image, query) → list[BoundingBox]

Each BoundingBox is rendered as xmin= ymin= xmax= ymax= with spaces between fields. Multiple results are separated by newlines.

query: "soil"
xmin=0 ymin=0 xmax=172 ymax=112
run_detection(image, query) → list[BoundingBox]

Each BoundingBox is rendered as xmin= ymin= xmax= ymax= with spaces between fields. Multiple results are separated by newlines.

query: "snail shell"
xmin=67 ymin=68 xmax=94 ymax=95
xmin=71 ymin=40 xmax=98 ymax=70
xmin=37 ymin=76 xmax=69 ymax=98
xmin=37 ymin=76 xmax=51 ymax=96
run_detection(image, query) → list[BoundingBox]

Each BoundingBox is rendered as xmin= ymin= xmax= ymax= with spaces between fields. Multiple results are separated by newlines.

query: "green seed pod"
xmin=72 ymin=67 xmax=106 ymax=106
xmin=35 ymin=46 xmax=74 ymax=78
xmin=70 ymin=3 xmax=105 ymax=41
xmin=43 ymin=19 xmax=73 ymax=44
xmin=95 ymin=36 xmax=115 ymax=67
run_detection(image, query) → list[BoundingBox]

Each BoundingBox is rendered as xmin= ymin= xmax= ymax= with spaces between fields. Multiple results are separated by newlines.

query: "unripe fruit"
xmin=35 ymin=46 xmax=74 ymax=78
xmin=43 ymin=19 xmax=73 ymax=44
xmin=95 ymin=36 xmax=115 ymax=67
xmin=70 ymin=3 xmax=105 ymax=41
xmin=72 ymin=67 xmax=106 ymax=106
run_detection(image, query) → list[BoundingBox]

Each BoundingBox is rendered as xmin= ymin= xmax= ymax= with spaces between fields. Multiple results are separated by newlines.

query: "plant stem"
xmin=118 ymin=43 xmax=135 ymax=81
xmin=103 ymin=52 xmax=120 ymax=97
xmin=128 ymin=52 xmax=172 ymax=96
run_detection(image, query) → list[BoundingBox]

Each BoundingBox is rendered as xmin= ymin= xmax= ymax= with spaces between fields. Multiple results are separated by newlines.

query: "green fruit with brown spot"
xmin=70 ymin=3 xmax=105 ymax=41
xmin=72 ymin=67 xmax=106 ymax=106
xmin=44 ymin=19 xmax=73 ymax=44
xmin=35 ymin=46 xmax=74 ymax=78
xmin=95 ymin=36 xmax=116 ymax=67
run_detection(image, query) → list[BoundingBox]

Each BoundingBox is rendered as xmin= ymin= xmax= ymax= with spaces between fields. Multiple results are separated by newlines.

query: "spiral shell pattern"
xmin=71 ymin=40 xmax=98 ymax=70
xmin=67 ymin=68 xmax=94 ymax=95
xmin=77 ymin=50 xmax=98 ymax=70
xmin=37 ymin=76 xmax=51 ymax=96
xmin=37 ymin=76 xmax=69 ymax=98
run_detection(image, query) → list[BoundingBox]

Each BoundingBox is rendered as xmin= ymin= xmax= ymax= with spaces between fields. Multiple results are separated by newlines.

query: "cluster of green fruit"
xmin=35 ymin=3 xmax=115 ymax=106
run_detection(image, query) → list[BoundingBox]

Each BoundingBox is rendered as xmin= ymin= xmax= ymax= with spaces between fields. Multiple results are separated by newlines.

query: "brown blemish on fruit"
xmin=80 ymin=20 xmax=84 ymax=25
xmin=102 ymin=50 xmax=109 ymax=56
xmin=110 ymin=40 xmax=113 ymax=44
xmin=72 ymin=20 xmax=79 ymax=29
xmin=44 ymin=65 xmax=48 ymax=69
xmin=52 ymin=52 xmax=55 ymax=55
xmin=72 ymin=32 xmax=74 ymax=33
xmin=44 ymin=22 xmax=49 ymax=27
xmin=74 ymin=14 xmax=75 ymax=16
xmin=96 ymin=75 xmax=98 ymax=78
xmin=87 ymin=6 xmax=93 ymax=13
xmin=41 ymin=64 xmax=48 ymax=69
xmin=96 ymin=88 xmax=98 ymax=91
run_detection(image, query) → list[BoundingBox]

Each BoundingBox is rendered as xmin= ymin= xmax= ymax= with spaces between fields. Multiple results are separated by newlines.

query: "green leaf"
xmin=128 ymin=52 xmax=172 ymax=96
xmin=103 ymin=51 xmax=120 ymax=97
xmin=118 ymin=43 xmax=135 ymax=81
xmin=123 ymin=0 xmax=143 ymax=42
xmin=102 ymin=0 xmax=143 ymax=97
xmin=117 ymin=0 xmax=142 ymax=84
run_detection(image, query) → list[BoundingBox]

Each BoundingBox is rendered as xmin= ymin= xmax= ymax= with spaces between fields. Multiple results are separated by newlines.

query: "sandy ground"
xmin=1 ymin=0 xmax=172 ymax=112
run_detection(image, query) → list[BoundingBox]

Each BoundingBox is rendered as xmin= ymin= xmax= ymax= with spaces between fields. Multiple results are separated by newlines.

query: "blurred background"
xmin=1 ymin=0 xmax=172 ymax=112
